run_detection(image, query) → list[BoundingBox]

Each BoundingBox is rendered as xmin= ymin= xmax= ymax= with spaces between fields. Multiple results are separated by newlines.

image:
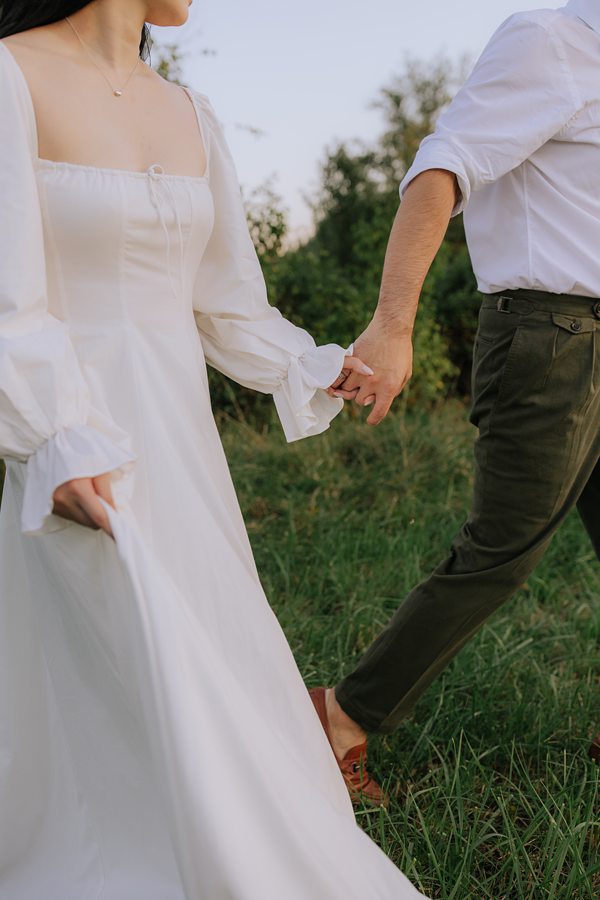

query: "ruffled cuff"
xmin=21 ymin=424 xmax=137 ymax=536
xmin=272 ymin=342 xmax=353 ymax=443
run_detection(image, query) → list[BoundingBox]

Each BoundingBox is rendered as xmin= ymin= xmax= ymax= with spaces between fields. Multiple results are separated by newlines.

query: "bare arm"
xmin=376 ymin=168 xmax=459 ymax=335
xmin=331 ymin=168 xmax=460 ymax=424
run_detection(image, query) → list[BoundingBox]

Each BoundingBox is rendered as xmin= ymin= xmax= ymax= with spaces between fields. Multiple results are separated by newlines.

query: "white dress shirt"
xmin=400 ymin=0 xmax=600 ymax=297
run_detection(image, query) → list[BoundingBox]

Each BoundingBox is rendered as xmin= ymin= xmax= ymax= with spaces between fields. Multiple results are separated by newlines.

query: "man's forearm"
xmin=375 ymin=169 xmax=460 ymax=336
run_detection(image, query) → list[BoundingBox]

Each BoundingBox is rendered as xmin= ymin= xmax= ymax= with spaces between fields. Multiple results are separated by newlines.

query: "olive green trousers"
xmin=336 ymin=289 xmax=600 ymax=734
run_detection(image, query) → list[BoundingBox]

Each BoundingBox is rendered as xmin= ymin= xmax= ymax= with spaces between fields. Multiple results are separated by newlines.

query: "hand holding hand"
xmin=328 ymin=317 xmax=413 ymax=425
xmin=328 ymin=354 xmax=375 ymax=393
xmin=52 ymin=472 xmax=117 ymax=538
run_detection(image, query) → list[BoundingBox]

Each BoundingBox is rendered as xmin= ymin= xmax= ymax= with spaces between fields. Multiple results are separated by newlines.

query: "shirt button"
xmin=594 ymin=301 xmax=600 ymax=320
xmin=570 ymin=320 xmax=582 ymax=333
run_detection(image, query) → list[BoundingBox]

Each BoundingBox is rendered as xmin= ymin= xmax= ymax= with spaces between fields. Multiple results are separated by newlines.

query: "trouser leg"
xmin=336 ymin=292 xmax=600 ymax=734
xmin=577 ymin=458 xmax=600 ymax=559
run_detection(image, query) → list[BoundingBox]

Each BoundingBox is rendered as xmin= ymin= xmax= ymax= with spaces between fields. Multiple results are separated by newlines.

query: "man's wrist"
xmin=372 ymin=305 xmax=415 ymax=339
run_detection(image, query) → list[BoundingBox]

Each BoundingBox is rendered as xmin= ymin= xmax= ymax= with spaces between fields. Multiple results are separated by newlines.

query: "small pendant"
xmin=113 ymin=89 xmax=123 ymax=97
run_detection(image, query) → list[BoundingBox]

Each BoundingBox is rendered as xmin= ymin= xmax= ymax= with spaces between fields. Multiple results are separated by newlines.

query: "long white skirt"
xmin=0 ymin=452 xmax=426 ymax=898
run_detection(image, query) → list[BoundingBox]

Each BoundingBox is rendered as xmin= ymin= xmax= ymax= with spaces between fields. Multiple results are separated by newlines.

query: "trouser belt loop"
xmin=486 ymin=290 xmax=600 ymax=317
xmin=494 ymin=294 xmax=536 ymax=315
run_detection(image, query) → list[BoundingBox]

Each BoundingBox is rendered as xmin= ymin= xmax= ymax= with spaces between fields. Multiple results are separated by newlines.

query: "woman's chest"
xmin=25 ymin=53 xmax=207 ymax=178
xmin=37 ymin=164 xmax=215 ymax=300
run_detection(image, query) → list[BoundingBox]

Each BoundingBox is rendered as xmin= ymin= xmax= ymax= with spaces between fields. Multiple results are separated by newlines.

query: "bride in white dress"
xmin=0 ymin=2 xmax=427 ymax=897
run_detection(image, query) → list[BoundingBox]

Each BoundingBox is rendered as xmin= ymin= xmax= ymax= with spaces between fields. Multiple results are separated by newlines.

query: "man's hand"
xmin=327 ymin=317 xmax=413 ymax=425
xmin=325 ymin=170 xmax=456 ymax=426
xmin=52 ymin=472 xmax=116 ymax=538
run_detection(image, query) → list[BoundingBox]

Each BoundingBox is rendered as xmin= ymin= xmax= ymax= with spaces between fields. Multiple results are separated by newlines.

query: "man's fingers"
xmin=352 ymin=382 xmax=381 ymax=406
xmin=337 ymin=372 xmax=369 ymax=393
xmin=325 ymin=335 xmax=413 ymax=421
xmin=332 ymin=388 xmax=360 ymax=400
xmin=367 ymin=394 xmax=394 ymax=426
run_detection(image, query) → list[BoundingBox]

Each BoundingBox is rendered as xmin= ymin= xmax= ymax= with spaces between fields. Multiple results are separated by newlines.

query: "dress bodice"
xmin=35 ymin=160 xmax=215 ymax=331
xmin=0 ymin=37 xmax=348 ymax=540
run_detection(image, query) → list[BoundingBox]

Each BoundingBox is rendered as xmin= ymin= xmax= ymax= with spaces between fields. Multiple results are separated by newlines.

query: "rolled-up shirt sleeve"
xmin=399 ymin=13 xmax=582 ymax=215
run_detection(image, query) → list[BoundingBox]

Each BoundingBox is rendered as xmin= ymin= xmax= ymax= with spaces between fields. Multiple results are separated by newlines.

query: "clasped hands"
xmin=52 ymin=324 xmax=413 ymax=538
xmin=325 ymin=321 xmax=414 ymax=426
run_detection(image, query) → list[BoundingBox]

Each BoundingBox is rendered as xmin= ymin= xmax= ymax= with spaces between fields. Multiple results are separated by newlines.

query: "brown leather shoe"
xmin=589 ymin=733 xmax=600 ymax=763
xmin=309 ymin=687 xmax=389 ymax=808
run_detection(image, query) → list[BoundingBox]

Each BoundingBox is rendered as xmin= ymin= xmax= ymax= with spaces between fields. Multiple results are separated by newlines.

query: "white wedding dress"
xmin=0 ymin=42 xmax=426 ymax=899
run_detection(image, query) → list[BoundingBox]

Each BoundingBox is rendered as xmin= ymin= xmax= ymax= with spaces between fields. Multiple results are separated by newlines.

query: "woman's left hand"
xmin=326 ymin=355 xmax=375 ymax=402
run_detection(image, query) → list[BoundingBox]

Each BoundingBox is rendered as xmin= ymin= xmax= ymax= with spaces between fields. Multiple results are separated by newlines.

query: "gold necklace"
xmin=64 ymin=16 xmax=141 ymax=97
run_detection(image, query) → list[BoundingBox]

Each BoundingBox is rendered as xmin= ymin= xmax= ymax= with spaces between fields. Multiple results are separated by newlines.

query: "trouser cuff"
xmin=334 ymin=684 xmax=395 ymax=735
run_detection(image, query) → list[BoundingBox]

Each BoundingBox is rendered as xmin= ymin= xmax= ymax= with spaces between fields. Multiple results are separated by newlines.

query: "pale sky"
xmin=155 ymin=0 xmax=564 ymax=235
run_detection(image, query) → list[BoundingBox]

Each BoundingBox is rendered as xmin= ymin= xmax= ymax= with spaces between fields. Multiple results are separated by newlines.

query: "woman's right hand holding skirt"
xmin=52 ymin=472 xmax=117 ymax=538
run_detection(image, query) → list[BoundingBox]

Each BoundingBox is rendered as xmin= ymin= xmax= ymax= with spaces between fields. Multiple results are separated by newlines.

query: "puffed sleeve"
xmin=190 ymin=91 xmax=350 ymax=442
xmin=0 ymin=43 xmax=136 ymax=535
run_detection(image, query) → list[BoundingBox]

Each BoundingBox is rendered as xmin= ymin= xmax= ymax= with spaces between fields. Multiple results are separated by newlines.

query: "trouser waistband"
xmin=483 ymin=288 xmax=600 ymax=319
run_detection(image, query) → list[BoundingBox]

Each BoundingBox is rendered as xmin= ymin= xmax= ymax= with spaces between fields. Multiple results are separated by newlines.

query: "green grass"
xmin=218 ymin=401 xmax=599 ymax=899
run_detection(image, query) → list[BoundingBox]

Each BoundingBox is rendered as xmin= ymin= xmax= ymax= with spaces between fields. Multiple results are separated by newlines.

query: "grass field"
xmin=219 ymin=401 xmax=599 ymax=900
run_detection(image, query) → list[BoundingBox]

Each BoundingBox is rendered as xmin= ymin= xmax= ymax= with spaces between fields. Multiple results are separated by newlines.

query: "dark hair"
xmin=0 ymin=1 xmax=151 ymax=60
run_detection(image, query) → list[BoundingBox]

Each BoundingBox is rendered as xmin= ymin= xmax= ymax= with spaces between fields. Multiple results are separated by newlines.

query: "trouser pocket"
xmin=469 ymin=305 xmax=523 ymax=430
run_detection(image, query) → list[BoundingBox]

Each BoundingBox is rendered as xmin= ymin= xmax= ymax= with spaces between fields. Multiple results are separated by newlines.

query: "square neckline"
xmin=0 ymin=40 xmax=211 ymax=182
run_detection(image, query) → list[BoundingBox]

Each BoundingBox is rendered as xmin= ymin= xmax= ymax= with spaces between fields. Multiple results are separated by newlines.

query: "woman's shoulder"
xmin=0 ymin=38 xmax=30 ymax=99
xmin=0 ymin=36 xmax=20 ymax=70
xmin=185 ymin=86 xmax=219 ymax=126
xmin=0 ymin=39 xmax=39 ymax=152
xmin=1 ymin=27 xmax=57 ymax=64
xmin=151 ymin=71 xmax=220 ymax=131
xmin=0 ymin=31 xmax=52 ymax=89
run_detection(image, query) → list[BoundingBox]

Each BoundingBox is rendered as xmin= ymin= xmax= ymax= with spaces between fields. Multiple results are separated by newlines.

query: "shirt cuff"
xmin=400 ymin=144 xmax=471 ymax=216
xmin=273 ymin=342 xmax=351 ymax=443
xmin=21 ymin=424 xmax=137 ymax=535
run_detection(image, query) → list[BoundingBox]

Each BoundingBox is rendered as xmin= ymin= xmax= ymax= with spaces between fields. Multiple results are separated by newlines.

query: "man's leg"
xmin=576 ymin=457 xmax=600 ymax=762
xmin=335 ymin=292 xmax=600 ymax=737
xmin=578 ymin=459 xmax=600 ymax=560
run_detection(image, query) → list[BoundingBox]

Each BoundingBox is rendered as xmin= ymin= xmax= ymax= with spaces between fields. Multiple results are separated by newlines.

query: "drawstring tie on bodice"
xmin=146 ymin=163 xmax=185 ymax=300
